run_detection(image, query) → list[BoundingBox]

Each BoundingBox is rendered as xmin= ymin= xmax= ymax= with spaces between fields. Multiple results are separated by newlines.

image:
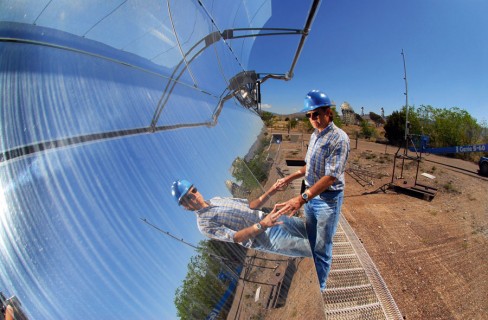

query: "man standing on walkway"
xmin=275 ymin=90 xmax=350 ymax=292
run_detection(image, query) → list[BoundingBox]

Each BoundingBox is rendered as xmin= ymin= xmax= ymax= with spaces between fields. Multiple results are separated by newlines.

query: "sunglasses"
xmin=305 ymin=111 xmax=320 ymax=119
xmin=181 ymin=187 xmax=198 ymax=203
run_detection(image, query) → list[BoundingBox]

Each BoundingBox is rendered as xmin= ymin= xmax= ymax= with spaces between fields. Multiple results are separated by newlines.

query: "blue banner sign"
xmin=409 ymin=143 xmax=488 ymax=154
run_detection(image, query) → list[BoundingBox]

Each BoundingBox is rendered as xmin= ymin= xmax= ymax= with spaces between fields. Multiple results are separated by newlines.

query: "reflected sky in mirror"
xmin=1 ymin=105 xmax=264 ymax=318
xmin=0 ymin=0 xmax=321 ymax=318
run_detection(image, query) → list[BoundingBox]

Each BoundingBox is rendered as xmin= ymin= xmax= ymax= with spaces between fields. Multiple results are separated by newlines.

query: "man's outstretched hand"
xmin=269 ymin=180 xmax=287 ymax=193
xmin=260 ymin=204 xmax=286 ymax=228
xmin=275 ymin=196 xmax=303 ymax=217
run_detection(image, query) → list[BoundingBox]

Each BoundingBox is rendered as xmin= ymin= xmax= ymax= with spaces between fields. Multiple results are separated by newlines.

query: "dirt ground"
xmin=230 ymin=124 xmax=487 ymax=319
xmin=343 ymin=138 xmax=488 ymax=319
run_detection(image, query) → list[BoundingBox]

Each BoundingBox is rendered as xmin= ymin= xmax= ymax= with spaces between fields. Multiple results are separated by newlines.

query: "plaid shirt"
xmin=305 ymin=122 xmax=350 ymax=191
xmin=195 ymin=197 xmax=262 ymax=247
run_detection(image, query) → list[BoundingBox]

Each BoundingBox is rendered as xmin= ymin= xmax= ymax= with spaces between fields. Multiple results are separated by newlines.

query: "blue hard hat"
xmin=171 ymin=179 xmax=193 ymax=205
xmin=301 ymin=90 xmax=332 ymax=113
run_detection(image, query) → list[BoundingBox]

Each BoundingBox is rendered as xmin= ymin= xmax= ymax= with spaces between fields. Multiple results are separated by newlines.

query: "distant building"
xmin=340 ymin=102 xmax=355 ymax=125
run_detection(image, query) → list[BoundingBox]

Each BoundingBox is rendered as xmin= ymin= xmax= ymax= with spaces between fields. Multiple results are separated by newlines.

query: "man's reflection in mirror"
xmin=171 ymin=179 xmax=312 ymax=257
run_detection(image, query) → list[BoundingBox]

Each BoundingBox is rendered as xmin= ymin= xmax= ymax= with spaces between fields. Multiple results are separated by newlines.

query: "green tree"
xmin=231 ymin=136 xmax=272 ymax=191
xmin=480 ymin=120 xmax=488 ymax=144
xmin=174 ymin=240 xmax=246 ymax=320
xmin=231 ymin=155 xmax=268 ymax=191
xmin=290 ymin=118 xmax=298 ymax=129
xmin=417 ymin=106 xmax=483 ymax=159
xmin=260 ymin=111 xmax=275 ymax=127
xmin=285 ymin=117 xmax=299 ymax=134
xmin=369 ymin=112 xmax=385 ymax=126
xmin=360 ymin=120 xmax=376 ymax=139
xmin=331 ymin=107 xmax=343 ymax=128
xmin=384 ymin=106 xmax=421 ymax=146
xmin=354 ymin=113 xmax=363 ymax=124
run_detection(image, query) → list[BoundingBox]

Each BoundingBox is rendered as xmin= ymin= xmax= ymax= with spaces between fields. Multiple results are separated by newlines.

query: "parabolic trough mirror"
xmin=0 ymin=1 xmax=325 ymax=318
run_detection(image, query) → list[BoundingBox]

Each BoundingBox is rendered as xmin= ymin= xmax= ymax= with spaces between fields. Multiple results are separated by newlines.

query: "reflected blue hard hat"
xmin=171 ymin=179 xmax=193 ymax=205
xmin=301 ymin=90 xmax=332 ymax=113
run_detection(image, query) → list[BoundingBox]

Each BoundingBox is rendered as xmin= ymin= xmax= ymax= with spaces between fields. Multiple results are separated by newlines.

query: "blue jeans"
xmin=304 ymin=190 xmax=344 ymax=291
xmin=252 ymin=216 xmax=312 ymax=258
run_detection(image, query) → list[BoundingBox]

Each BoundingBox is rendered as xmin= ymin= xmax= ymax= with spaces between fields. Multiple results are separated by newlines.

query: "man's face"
xmin=306 ymin=107 xmax=331 ymax=131
xmin=180 ymin=186 xmax=205 ymax=210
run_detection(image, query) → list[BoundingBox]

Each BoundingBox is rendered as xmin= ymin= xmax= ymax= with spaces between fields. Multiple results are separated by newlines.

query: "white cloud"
xmin=260 ymin=103 xmax=272 ymax=109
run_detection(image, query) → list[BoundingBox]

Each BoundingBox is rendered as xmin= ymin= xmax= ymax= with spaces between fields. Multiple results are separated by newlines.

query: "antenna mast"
xmin=401 ymin=49 xmax=409 ymax=141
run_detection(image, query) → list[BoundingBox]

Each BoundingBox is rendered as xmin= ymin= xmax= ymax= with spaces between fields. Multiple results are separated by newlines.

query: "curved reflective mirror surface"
xmin=1 ymin=1 xmax=325 ymax=319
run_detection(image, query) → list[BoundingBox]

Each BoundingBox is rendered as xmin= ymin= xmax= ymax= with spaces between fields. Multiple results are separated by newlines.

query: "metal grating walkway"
xmin=322 ymin=215 xmax=403 ymax=319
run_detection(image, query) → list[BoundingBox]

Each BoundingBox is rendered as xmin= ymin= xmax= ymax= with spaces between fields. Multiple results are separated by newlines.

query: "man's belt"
xmin=301 ymin=180 xmax=342 ymax=194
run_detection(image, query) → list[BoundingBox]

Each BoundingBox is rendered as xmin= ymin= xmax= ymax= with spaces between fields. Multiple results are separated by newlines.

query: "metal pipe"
xmin=287 ymin=0 xmax=322 ymax=79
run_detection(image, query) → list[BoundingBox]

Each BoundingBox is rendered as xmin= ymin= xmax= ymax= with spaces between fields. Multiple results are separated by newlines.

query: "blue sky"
xmin=261 ymin=0 xmax=488 ymax=123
